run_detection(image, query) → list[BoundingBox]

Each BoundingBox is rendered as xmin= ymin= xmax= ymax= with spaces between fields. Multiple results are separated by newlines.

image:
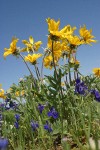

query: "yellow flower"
xmin=46 ymin=18 xmax=60 ymax=39
xmin=47 ymin=38 xmax=62 ymax=61
xmin=60 ymin=40 xmax=72 ymax=54
xmin=79 ymin=25 xmax=97 ymax=45
xmin=93 ymin=68 xmax=100 ymax=77
xmin=70 ymin=57 xmax=80 ymax=65
xmin=21 ymin=90 xmax=25 ymax=96
xmin=34 ymin=41 xmax=42 ymax=51
xmin=21 ymin=36 xmax=42 ymax=52
xmin=4 ymin=37 xmax=19 ymax=58
xmin=15 ymin=91 xmax=20 ymax=97
xmin=24 ymin=53 xmax=42 ymax=64
xmin=46 ymin=18 xmax=76 ymax=40
xmin=61 ymin=82 xmax=65 ymax=87
xmin=75 ymin=60 xmax=80 ymax=65
xmin=43 ymin=55 xmax=53 ymax=69
xmin=15 ymin=90 xmax=25 ymax=97
xmin=67 ymin=35 xmax=84 ymax=46
xmin=46 ymin=18 xmax=60 ymax=31
xmin=60 ymin=25 xmax=76 ymax=39
xmin=0 ymin=88 xmax=6 ymax=99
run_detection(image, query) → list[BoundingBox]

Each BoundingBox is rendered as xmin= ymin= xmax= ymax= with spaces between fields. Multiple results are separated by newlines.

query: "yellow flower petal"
xmin=3 ymin=51 xmax=13 ymax=58
xmin=24 ymin=53 xmax=42 ymax=64
xmin=43 ymin=55 xmax=53 ymax=69
xmin=4 ymin=37 xmax=19 ymax=58
xmin=34 ymin=41 xmax=42 ymax=51
xmin=29 ymin=36 xmax=34 ymax=44
xmin=22 ymin=40 xmax=29 ymax=45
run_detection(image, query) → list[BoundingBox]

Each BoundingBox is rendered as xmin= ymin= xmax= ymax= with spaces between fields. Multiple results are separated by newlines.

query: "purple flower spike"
xmin=5 ymin=98 xmax=10 ymax=103
xmin=14 ymin=121 xmax=19 ymax=129
xmin=30 ymin=120 xmax=39 ymax=131
xmin=44 ymin=121 xmax=52 ymax=132
xmin=91 ymin=89 xmax=100 ymax=102
xmin=15 ymin=114 xmax=20 ymax=122
xmin=48 ymin=106 xmax=58 ymax=119
xmin=0 ymin=138 xmax=8 ymax=149
xmin=38 ymin=104 xmax=44 ymax=114
xmin=75 ymin=78 xmax=87 ymax=95
xmin=76 ymin=78 xmax=81 ymax=84
xmin=0 ymin=103 xmax=5 ymax=108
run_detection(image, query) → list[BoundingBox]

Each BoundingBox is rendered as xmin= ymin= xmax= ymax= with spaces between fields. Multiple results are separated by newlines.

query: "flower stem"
xmin=68 ymin=57 xmax=72 ymax=85
xmin=63 ymin=55 xmax=68 ymax=86
xmin=19 ymin=54 xmax=36 ymax=86
xmin=41 ymin=51 xmax=47 ymax=79
xmin=34 ymin=64 xmax=40 ymax=80
xmin=51 ymin=41 xmax=58 ymax=78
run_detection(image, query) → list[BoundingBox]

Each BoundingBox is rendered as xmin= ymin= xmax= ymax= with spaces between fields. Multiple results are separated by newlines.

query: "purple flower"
xmin=0 ymin=138 xmax=8 ymax=149
xmin=91 ymin=89 xmax=100 ymax=102
xmin=75 ymin=78 xmax=87 ymax=95
xmin=15 ymin=114 xmax=20 ymax=122
xmin=44 ymin=121 xmax=52 ymax=132
xmin=14 ymin=121 xmax=19 ymax=129
xmin=38 ymin=104 xmax=44 ymax=114
xmin=5 ymin=102 xmax=10 ymax=110
xmin=13 ymin=102 xmax=19 ymax=110
xmin=30 ymin=120 xmax=39 ymax=131
xmin=76 ymin=78 xmax=81 ymax=84
xmin=5 ymin=98 xmax=10 ymax=103
xmin=0 ymin=103 xmax=5 ymax=108
xmin=9 ymin=101 xmax=14 ymax=108
xmin=90 ymin=89 xmax=96 ymax=95
xmin=47 ymin=106 xmax=58 ymax=119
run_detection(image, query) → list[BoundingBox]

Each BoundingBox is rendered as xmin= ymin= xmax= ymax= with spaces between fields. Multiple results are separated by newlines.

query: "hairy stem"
xmin=19 ymin=54 xmax=36 ymax=86
xmin=51 ymin=40 xmax=57 ymax=78
xmin=34 ymin=64 xmax=40 ymax=80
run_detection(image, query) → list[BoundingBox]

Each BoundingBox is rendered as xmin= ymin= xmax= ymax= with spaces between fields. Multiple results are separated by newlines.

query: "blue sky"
xmin=0 ymin=0 xmax=100 ymax=91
